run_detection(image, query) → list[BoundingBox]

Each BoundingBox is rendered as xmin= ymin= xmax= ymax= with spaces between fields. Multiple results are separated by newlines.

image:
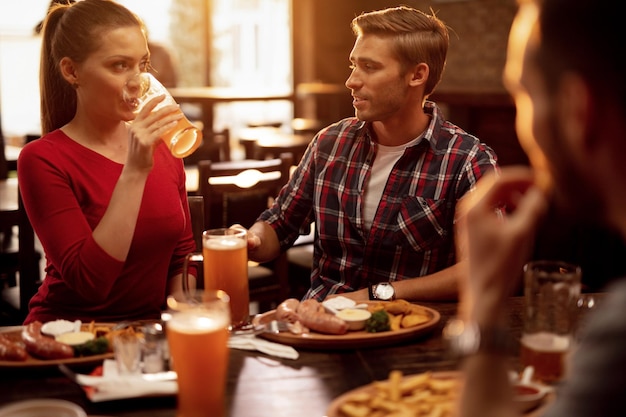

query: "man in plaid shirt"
xmin=248 ymin=6 xmax=498 ymax=302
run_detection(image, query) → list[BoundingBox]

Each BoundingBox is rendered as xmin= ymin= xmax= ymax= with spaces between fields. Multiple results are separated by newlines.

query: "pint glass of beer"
xmin=521 ymin=260 xmax=582 ymax=383
xmin=203 ymin=228 xmax=250 ymax=330
xmin=123 ymin=72 xmax=202 ymax=158
xmin=181 ymin=228 xmax=250 ymax=330
xmin=164 ymin=290 xmax=230 ymax=417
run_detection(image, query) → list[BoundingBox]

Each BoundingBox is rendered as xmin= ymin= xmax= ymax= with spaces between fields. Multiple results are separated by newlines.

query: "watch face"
xmin=375 ymin=283 xmax=395 ymax=300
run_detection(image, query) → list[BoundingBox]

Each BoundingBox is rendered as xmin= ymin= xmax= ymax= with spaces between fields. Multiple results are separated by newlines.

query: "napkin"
xmin=228 ymin=334 xmax=299 ymax=360
xmin=75 ymin=359 xmax=178 ymax=402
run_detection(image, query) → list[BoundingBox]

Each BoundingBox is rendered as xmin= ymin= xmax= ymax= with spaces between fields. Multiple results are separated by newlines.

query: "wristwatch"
xmin=368 ymin=282 xmax=396 ymax=301
xmin=443 ymin=318 xmax=512 ymax=359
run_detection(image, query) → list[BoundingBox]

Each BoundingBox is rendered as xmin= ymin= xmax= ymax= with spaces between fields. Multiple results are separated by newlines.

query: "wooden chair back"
xmin=184 ymin=128 xmax=231 ymax=166
xmin=187 ymin=195 xmax=205 ymax=289
xmin=188 ymin=195 xmax=204 ymax=252
xmin=198 ymin=153 xmax=293 ymax=230
xmin=0 ymin=185 xmax=41 ymax=324
xmin=195 ymin=153 xmax=294 ymax=311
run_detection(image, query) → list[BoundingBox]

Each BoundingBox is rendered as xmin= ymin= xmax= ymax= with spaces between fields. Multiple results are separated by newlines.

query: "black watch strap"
xmin=368 ymin=284 xmax=375 ymax=300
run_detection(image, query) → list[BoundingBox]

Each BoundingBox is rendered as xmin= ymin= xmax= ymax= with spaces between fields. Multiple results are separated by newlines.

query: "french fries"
xmin=368 ymin=300 xmax=432 ymax=331
xmin=85 ymin=321 xmax=142 ymax=352
xmin=338 ymin=371 xmax=460 ymax=417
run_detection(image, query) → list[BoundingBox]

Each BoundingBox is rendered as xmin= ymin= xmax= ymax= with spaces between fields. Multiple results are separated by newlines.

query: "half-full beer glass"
xmin=123 ymin=72 xmax=201 ymax=158
xmin=521 ymin=260 xmax=581 ymax=383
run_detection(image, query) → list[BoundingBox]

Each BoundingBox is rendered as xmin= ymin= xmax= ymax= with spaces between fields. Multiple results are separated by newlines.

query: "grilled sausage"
xmin=296 ymin=299 xmax=348 ymax=335
xmin=275 ymin=298 xmax=301 ymax=323
xmin=0 ymin=334 xmax=28 ymax=361
xmin=21 ymin=321 xmax=74 ymax=360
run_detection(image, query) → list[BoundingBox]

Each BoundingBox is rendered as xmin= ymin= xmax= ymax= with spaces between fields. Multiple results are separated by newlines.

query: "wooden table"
xmin=237 ymin=127 xmax=312 ymax=163
xmin=0 ymin=295 xmax=603 ymax=416
xmin=0 ymin=299 xmax=488 ymax=415
xmin=169 ymin=87 xmax=294 ymax=133
xmin=295 ymin=82 xmax=350 ymax=124
xmin=253 ymin=132 xmax=312 ymax=164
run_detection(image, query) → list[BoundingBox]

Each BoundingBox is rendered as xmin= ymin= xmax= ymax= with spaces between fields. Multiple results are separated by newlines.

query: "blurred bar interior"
xmin=1 ymin=0 xmax=525 ymax=163
xmin=3 ymin=0 xmax=626 ymax=321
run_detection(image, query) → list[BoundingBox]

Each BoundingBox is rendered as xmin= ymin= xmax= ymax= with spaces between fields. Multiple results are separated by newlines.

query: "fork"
xmin=259 ymin=320 xmax=290 ymax=334
xmin=231 ymin=320 xmax=290 ymax=336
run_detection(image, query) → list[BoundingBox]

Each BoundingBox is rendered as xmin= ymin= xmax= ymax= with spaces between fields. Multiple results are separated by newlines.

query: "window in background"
xmin=210 ymin=0 xmax=293 ymax=153
xmin=0 ymin=0 xmax=294 ymax=158
xmin=0 ymin=0 xmax=49 ymax=138
xmin=0 ymin=0 xmax=173 ymax=139
xmin=117 ymin=0 xmax=172 ymax=45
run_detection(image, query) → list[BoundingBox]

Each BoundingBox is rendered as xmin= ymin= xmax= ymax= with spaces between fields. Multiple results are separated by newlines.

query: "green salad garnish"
xmin=365 ymin=309 xmax=391 ymax=333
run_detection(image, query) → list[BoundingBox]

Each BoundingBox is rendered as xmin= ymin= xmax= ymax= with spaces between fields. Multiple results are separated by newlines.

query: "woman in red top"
xmin=18 ymin=0 xmax=196 ymax=323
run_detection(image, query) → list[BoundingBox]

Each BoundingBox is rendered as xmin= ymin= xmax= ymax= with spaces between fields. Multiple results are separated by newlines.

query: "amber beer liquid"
xmin=522 ymin=260 xmax=581 ymax=384
xmin=203 ymin=235 xmax=249 ymax=329
xmin=167 ymin=311 xmax=229 ymax=417
xmin=124 ymin=72 xmax=201 ymax=159
xmin=520 ymin=332 xmax=570 ymax=383
xmin=161 ymin=109 xmax=202 ymax=158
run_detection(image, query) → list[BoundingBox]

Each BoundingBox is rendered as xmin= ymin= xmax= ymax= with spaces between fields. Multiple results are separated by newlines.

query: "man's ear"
xmin=59 ymin=57 xmax=79 ymax=86
xmin=556 ymin=73 xmax=593 ymax=150
xmin=408 ymin=63 xmax=429 ymax=87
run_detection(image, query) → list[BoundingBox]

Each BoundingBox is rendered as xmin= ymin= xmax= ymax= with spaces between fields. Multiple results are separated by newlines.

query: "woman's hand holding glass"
xmin=123 ymin=72 xmax=202 ymax=158
xmin=125 ymin=94 xmax=182 ymax=170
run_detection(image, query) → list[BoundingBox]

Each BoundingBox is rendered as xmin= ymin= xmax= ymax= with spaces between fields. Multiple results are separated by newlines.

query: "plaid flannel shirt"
xmin=259 ymin=101 xmax=498 ymax=300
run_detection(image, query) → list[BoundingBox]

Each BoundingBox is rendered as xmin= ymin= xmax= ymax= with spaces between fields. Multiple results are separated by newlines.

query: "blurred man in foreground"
xmin=454 ymin=0 xmax=626 ymax=416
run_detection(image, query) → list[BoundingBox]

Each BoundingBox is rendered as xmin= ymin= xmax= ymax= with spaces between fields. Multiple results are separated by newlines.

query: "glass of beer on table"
xmin=182 ymin=228 xmax=250 ymax=330
xmin=123 ymin=72 xmax=202 ymax=158
xmin=521 ymin=260 xmax=582 ymax=384
xmin=163 ymin=290 xmax=230 ymax=417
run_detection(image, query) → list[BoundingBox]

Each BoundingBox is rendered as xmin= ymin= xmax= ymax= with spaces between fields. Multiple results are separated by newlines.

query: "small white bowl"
xmin=0 ymin=399 xmax=87 ymax=417
xmin=322 ymin=296 xmax=357 ymax=314
xmin=512 ymin=381 xmax=549 ymax=413
xmin=336 ymin=308 xmax=372 ymax=331
xmin=55 ymin=331 xmax=95 ymax=346
xmin=510 ymin=366 xmax=552 ymax=413
xmin=41 ymin=320 xmax=79 ymax=337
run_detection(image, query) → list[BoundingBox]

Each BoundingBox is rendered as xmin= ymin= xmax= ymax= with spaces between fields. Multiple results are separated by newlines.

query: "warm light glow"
xmin=503 ymin=3 xmax=553 ymax=193
xmin=208 ymin=169 xmax=281 ymax=188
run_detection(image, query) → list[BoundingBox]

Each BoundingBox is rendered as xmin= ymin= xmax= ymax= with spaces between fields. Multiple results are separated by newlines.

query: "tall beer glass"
xmin=164 ymin=290 xmax=230 ymax=417
xmin=182 ymin=228 xmax=250 ymax=330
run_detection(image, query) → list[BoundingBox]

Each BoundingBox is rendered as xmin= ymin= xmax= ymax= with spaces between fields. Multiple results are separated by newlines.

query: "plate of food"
xmin=251 ymin=298 xmax=441 ymax=350
xmin=0 ymin=320 xmax=142 ymax=368
xmin=327 ymin=370 xmax=460 ymax=417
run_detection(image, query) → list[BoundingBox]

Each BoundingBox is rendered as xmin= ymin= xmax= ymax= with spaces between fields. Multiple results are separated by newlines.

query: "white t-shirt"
xmin=363 ymin=136 xmax=423 ymax=231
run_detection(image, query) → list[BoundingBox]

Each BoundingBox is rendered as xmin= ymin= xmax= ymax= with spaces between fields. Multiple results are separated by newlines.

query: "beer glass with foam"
xmin=182 ymin=228 xmax=250 ymax=330
xmin=164 ymin=290 xmax=230 ymax=417
xmin=521 ymin=260 xmax=581 ymax=383
xmin=123 ymin=72 xmax=201 ymax=158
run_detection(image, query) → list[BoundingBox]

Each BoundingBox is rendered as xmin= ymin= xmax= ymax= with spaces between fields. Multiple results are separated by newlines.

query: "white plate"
xmin=0 ymin=324 xmax=114 ymax=368
xmin=0 ymin=399 xmax=86 ymax=417
xmin=252 ymin=301 xmax=441 ymax=350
